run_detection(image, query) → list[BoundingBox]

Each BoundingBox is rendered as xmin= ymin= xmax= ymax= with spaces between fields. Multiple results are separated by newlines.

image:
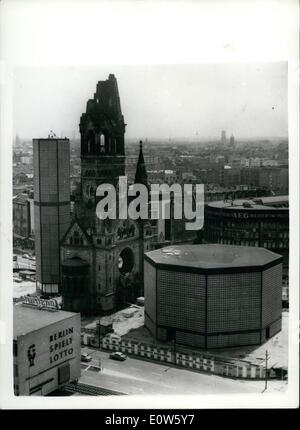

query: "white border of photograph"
xmin=0 ymin=0 xmax=299 ymax=409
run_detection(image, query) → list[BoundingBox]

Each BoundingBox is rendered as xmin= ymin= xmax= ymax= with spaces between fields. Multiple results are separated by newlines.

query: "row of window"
xmin=207 ymin=237 xmax=288 ymax=249
xmin=83 ymin=132 xmax=120 ymax=155
xmin=69 ymin=236 xmax=84 ymax=245
xmin=219 ymin=239 xmax=259 ymax=246
xmin=209 ymin=220 xmax=288 ymax=232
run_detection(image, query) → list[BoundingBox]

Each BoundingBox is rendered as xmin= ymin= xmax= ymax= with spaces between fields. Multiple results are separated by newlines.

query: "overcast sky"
xmin=2 ymin=1 xmax=291 ymax=142
xmin=13 ymin=62 xmax=287 ymax=141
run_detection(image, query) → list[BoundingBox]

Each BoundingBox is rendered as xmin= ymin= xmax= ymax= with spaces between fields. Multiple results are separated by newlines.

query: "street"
xmin=80 ymin=347 xmax=287 ymax=395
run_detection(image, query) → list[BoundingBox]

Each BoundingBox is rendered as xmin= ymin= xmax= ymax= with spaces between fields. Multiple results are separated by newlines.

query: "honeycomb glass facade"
xmin=144 ymin=244 xmax=283 ymax=349
xmin=33 ymin=138 xmax=70 ymax=294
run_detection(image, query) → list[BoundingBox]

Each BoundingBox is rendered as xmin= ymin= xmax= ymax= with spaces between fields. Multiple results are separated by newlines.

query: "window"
xmin=58 ymin=363 xmax=70 ymax=385
xmin=100 ymin=134 xmax=105 ymax=153
xmin=73 ymin=231 xmax=80 ymax=245
xmin=13 ymin=341 xmax=18 ymax=357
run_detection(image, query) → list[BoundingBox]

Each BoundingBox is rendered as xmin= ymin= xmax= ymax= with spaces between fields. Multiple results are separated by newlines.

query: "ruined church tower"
xmin=79 ymin=74 xmax=126 ymax=206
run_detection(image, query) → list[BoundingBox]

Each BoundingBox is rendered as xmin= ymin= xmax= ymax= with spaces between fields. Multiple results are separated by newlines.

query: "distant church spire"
xmin=134 ymin=140 xmax=148 ymax=187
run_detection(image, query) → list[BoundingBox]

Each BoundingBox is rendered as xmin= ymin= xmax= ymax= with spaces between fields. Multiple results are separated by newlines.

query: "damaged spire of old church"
xmin=134 ymin=140 xmax=148 ymax=188
xmin=79 ymin=74 xmax=127 ymax=204
xmin=79 ymin=73 xmax=126 ymax=158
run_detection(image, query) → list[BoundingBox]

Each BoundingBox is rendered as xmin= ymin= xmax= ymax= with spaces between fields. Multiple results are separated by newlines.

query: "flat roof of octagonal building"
xmin=144 ymin=244 xmax=283 ymax=274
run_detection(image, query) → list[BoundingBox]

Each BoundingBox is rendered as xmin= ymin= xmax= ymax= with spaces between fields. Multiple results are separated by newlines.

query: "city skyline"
xmin=13 ymin=62 xmax=287 ymax=141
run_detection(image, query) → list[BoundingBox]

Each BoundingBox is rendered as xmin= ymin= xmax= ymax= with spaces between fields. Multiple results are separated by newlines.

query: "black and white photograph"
xmin=0 ymin=0 xmax=298 ymax=411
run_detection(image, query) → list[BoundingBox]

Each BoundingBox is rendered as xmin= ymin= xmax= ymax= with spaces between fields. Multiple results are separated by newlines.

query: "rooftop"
xmin=253 ymin=195 xmax=289 ymax=205
xmin=208 ymin=195 xmax=288 ymax=210
xmin=13 ymin=193 xmax=30 ymax=204
xmin=145 ymin=244 xmax=282 ymax=270
xmin=14 ymin=303 xmax=78 ymax=338
xmin=33 ymin=137 xmax=69 ymax=142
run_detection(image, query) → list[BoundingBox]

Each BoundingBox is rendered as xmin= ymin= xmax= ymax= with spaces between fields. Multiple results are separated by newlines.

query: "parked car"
xmin=136 ymin=297 xmax=144 ymax=306
xmin=109 ymin=352 xmax=127 ymax=361
xmin=81 ymin=352 xmax=92 ymax=363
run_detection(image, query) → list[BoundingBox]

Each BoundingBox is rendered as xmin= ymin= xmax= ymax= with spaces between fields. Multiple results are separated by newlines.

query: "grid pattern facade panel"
xmin=33 ymin=140 xmax=70 ymax=286
xmin=262 ymin=264 xmax=282 ymax=327
xmin=33 ymin=143 xmax=40 ymax=201
xmin=207 ymin=272 xmax=261 ymax=333
xmin=39 ymin=206 xmax=60 ymax=283
xmin=58 ymin=142 xmax=70 ymax=202
xmin=144 ymin=261 xmax=157 ymax=324
xmin=176 ymin=331 xmax=205 ymax=348
xmin=157 ymin=270 xmax=205 ymax=331
xmin=34 ymin=206 xmax=42 ymax=279
xmin=40 ymin=145 xmax=58 ymax=203
xmin=207 ymin=331 xmax=260 ymax=348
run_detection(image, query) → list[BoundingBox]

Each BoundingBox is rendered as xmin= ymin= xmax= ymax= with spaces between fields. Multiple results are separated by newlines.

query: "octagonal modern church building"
xmin=144 ymin=244 xmax=283 ymax=349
